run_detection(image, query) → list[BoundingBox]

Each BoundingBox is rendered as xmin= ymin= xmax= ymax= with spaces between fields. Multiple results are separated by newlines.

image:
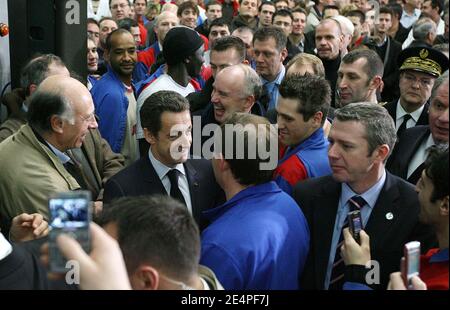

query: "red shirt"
xmin=420 ymin=248 xmax=449 ymax=290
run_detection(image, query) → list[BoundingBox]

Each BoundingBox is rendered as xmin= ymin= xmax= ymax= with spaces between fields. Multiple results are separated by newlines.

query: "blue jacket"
xmin=91 ymin=66 xmax=132 ymax=153
xmin=274 ymin=128 xmax=332 ymax=195
xmin=200 ymin=181 xmax=310 ymax=290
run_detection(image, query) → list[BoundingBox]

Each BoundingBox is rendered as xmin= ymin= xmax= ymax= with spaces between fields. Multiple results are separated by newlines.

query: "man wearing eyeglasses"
xmin=383 ymin=46 xmax=448 ymax=138
xmin=110 ymin=0 xmax=147 ymax=48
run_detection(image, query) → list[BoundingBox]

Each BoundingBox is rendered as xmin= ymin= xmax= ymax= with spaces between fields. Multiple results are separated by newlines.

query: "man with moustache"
xmin=91 ymin=29 xmax=139 ymax=166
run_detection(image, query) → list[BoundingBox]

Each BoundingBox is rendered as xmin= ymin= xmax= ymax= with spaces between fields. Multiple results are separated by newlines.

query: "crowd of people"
xmin=0 ymin=0 xmax=448 ymax=291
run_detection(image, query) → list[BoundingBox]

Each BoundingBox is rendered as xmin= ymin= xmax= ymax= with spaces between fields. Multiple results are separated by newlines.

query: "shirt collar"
xmin=429 ymin=248 xmax=449 ymax=263
xmin=0 ymin=233 xmax=13 ymax=261
xmin=46 ymin=141 xmax=71 ymax=164
xmin=148 ymin=146 xmax=185 ymax=180
xmin=261 ymin=64 xmax=285 ymax=86
xmin=396 ymin=99 xmax=425 ymax=123
xmin=340 ymin=169 xmax=387 ymax=210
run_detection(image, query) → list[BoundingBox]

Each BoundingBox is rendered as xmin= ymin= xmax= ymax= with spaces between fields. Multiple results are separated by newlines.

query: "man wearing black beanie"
xmin=136 ymin=26 xmax=205 ymax=156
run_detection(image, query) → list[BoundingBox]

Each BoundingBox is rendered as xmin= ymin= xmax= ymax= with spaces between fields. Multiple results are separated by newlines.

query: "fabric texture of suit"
xmin=377 ymin=37 xmax=403 ymax=102
xmin=103 ymin=156 xmax=224 ymax=228
xmin=384 ymin=100 xmax=429 ymax=128
xmin=292 ymin=172 xmax=435 ymax=290
xmin=386 ymin=125 xmax=430 ymax=184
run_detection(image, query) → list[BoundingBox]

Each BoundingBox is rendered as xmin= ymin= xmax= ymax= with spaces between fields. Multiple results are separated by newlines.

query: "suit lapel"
xmin=313 ymin=177 xmax=341 ymax=289
xmin=141 ymin=156 xmax=166 ymax=193
xmin=184 ymin=160 xmax=200 ymax=222
xmin=417 ymin=102 xmax=430 ymax=126
xmin=364 ymin=173 xmax=399 ymax=250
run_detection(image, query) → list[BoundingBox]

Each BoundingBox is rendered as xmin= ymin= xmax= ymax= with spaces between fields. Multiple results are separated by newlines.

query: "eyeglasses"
xmin=80 ymin=112 xmax=97 ymax=123
xmin=402 ymin=73 xmax=434 ymax=88
xmin=111 ymin=3 xmax=129 ymax=10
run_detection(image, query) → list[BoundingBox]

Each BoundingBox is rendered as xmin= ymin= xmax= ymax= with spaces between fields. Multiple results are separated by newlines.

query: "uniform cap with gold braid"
xmin=398 ymin=46 xmax=449 ymax=77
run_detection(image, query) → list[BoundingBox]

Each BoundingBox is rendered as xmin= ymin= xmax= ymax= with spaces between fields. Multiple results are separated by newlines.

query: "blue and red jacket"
xmin=137 ymin=41 xmax=161 ymax=71
xmin=274 ymin=128 xmax=331 ymax=195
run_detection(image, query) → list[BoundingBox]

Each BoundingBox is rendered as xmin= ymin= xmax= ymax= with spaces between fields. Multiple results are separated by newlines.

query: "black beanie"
xmin=163 ymin=26 xmax=204 ymax=66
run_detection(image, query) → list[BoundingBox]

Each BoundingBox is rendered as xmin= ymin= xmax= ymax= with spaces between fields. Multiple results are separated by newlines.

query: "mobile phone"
xmin=348 ymin=210 xmax=363 ymax=244
xmin=48 ymin=191 xmax=92 ymax=273
xmin=402 ymin=241 xmax=421 ymax=288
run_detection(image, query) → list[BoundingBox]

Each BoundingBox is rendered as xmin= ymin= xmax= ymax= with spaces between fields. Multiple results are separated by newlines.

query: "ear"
xmin=369 ymin=75 xmax=384 ymax=91
xmin=143 ymin=128 xmax=157 ymax=145
xmin=243 ymin=95 xmax=256 ymax=112
xmin=280 ymin=48 xmax=288 ymax=63
xmin=439 ymin=196 xmax=449 ymax=216
xmin=372 ymin=143 xmax=390 ymax=163
xmin=50 ymin=115 xmax=64 ymax=134
xmin=312 ymin=111 xmax=324 ymax=127
xmin=131 ymin=265 xmax=159 ymax=290
xmin=242 ymin=59 xmax=249 ymax=66
xmin=28 ymin=84 xmax=38 ymax=96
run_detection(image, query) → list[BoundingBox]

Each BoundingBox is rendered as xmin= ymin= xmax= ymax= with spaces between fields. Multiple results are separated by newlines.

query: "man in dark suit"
xmin=103 ymin=91 xmax=223 ymax=228
xmin=384 ymin=46 xmax=448 ymax=138
xmin=387 ymin=70 xmax=449 ymax=185
xmin=293 ymin=102 xmax=435 ymax=290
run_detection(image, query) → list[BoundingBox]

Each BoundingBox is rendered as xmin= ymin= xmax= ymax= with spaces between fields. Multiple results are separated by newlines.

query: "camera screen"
xmin=49 ymin=198 xmax=89 ymax=229
xmin=352 ymin=217 xmax=362 ymax=232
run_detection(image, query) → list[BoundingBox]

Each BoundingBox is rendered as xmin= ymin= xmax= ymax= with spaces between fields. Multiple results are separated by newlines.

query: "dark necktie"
xmin=397 ymin=114 xmax=412 ymax=138
xmin=64 ymin=150 xmax=88 ymax=190
xmin=329 ymin=195 xmax=367 ymax=290
xmin=167 ymin=169 xmax=187 ymax=207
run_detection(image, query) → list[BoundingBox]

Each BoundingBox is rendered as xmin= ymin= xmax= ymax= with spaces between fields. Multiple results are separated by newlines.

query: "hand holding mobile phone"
xmin=402 ymin=241 xmax=421 ymax=289
xmin=348 ymin=210 xmax=363 ymax=244
xmin=48 ymin=191 xmax=92 ymax=273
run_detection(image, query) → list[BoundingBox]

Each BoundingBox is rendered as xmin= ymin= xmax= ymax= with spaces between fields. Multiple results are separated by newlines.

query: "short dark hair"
xmin=279 ymin=74 xmax=330 ymax=125
xmin=87 ymin=18 xmax=99 ymax=27
xmin=209 ymin=17 xmax=230 ymax=30
xmin=253 ymin=26 xmax=287 ymax=51
xmin=424 ymin=144 xmax=449 ymax=202
xmin=117 ymin=17 xmax=139 ymax=32
xmin=140 ymin=90 xmax=190 ymax=136
xmin=425 ymin=0 xmax=445 ymax=14
xmin=211 ymin=36 xmax=246 ymax=62
xmin=109 ymin=0 xmax=131 ymax=7
xmin=323 ymin=5 xmax=340 ymax=13
xmin=379 ymin=6 xmax=394 ymax=17
xmin=98 ymin=195 xmax=200 ymax=281
xmin=259 ymin=0 xmax=276 ymax=12
xmin=20 ymin=54 xmax=67 ymax=96
xmin=272 ymin=8 xmax=294 ymax=23
xmin=341 ymin=49 xmax=384 ymax=82
xmin=206 ymin=0 xmax=222 ymax=11
xmin=386 ymin=3 xmax=403 ymax=19
xmin=177 ymin=1 xmax=199 ymax=17
xmin=292 ymin=7 xmax=307 ymax=15
xmin=27 ymin=91 xmax=72 ymax=133
xmin=105 ymin=28 xmax=133 ymax=50
xmin=334 ymin=102 xmax=397 ymax=158
xmin=218 ymin=113 xmax=276 ymax=186
xmin=345 ymin=10 xmax=366 ymax=24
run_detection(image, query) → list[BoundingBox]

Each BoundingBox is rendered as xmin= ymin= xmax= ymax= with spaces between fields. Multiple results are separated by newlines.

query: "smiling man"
xmin=274 ymin=74 xmax=332 ymax=195
xmin=91 ymin=29 xmax=139 ymax=166
xmin=293 ymin=102 xmax=435 ymax=290
xmin=0 ymin=76 xmax=100 ymax=227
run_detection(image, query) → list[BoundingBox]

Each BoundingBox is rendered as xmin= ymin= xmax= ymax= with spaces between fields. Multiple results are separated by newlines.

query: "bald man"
xmin=0 ymin=75 xmax=124 ymax=233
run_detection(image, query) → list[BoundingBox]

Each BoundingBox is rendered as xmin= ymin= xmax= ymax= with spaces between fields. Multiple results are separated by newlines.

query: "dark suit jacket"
xmin=386 ymin=125 xmax=430 ymax=184
xmin=103 ymin=156 xmax=224 ymax=229
xmin=384 ymin=100 xmax=429 ymax=128
xmin=379 ymin=37 xmax=403 ymax=102
xmin=292 ymin=172 xmax=435 ymax=290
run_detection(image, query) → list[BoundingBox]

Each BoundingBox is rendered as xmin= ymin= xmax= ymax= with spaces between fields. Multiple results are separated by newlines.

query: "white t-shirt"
xmin=136 ymin=74 xmax=196 ymax=139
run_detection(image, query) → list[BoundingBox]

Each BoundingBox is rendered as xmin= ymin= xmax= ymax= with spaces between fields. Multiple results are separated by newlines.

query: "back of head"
xmin=334 ymin=102 xmax=397 ymax=157
xmin=217 ymin=113 xmax=277 ymax=185
xmin=341 ymin=49 xmax=384 ymax=80
xmin=332 ymin=15 xmax=355 ymax=36
xmin=413 ymin=17 xmax=437 ymax=41
xmin=345 ymin=9 xmax=366 ymax=24
xmin=20 ymin=54 xmax=67 ymax=96
xmin=286 ymin=53 xmax=325 ymax=77
xmin=98 ymin=195 xmax=200 ymax=282
xmin=253 ymin=26 xmax=287 ymax=51
xmin=279 ymin=74 xmax=330 ymax=125
xmin=423 ymin=144 xmax=449 ymax=203
xmin=117 ymin=17 xmax=139 ymax=31
xmin=140 ymin=90 xmax=190 ymax=136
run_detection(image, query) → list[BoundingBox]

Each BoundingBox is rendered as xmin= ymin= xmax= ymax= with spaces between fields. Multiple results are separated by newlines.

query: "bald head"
xmin=28 ymin=75 xmax=97 ymax=150
xmin=161 ymin=3 xmax=178 ymax=14
xmin=155 ymin=11 xmax=180 ymax=44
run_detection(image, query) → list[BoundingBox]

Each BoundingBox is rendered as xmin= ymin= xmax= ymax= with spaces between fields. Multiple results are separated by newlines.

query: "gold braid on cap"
xmin=400 ymin=56 xmax=442 ymax=77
